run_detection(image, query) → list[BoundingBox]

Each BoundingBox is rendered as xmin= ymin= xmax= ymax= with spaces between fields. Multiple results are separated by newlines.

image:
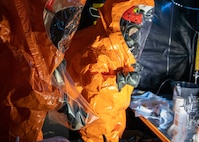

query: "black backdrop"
xmin=137 ymin=0 xmax=199 ymax=93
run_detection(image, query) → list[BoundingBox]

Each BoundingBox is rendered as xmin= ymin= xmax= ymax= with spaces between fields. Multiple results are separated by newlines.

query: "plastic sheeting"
xmin=137 ymin=0 xmax=199 ymax=92
xmin=130 ymin=91 xmax=173 ymax=130
xmin=43 ymin=0 xmax=99 ymax=131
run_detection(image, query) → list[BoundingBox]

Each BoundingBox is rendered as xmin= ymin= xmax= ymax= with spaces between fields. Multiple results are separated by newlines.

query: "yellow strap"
xmin=92 ymin=3 xmax=104 ymax=9
xmin=195 ymin=32 xmax=199 ymax=71
xmin=93 ymin=20 xmax=97 ymax=25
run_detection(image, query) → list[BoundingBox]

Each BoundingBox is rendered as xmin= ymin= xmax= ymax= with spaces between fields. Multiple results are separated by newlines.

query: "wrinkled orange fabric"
xmin=0 ymin=0 xmax=86 ymax=141
xmin=0 ymin=0 xmax=154 ymax=141
xmin=65 ymin=0 xmax=154 ymax=141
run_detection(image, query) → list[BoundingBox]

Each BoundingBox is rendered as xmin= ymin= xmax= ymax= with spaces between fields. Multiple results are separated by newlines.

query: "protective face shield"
xmin=43 ymin=0 xmax=84 ymax=52
xmin=120 ymin=5 xmax=154 ymax=59
xmin=117 ymin=5 xmax=154 ymax=91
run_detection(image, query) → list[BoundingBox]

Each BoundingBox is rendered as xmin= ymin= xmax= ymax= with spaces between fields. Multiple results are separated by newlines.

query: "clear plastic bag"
xmin=130 ymin=91 xmax=174 ymax=130
xmin=43 ymin=0 xmax=98 ymax=130
xmin=120 ymin=5 xmax=154 ymax=59
xmin=48 ymin=61 xmax=98 ymax=130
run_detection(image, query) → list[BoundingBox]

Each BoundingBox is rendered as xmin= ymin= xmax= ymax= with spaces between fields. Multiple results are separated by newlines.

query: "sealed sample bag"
xmin=0 ymin=0 xmax=154 ymax=141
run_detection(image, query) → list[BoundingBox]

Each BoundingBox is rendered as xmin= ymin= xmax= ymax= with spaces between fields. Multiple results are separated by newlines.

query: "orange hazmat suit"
xmin=65 ymin=0 xmax=154 ymax=141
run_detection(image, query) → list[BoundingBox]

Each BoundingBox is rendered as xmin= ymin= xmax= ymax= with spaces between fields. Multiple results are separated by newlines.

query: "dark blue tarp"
xmin=137 ymin=0 xmax=199 ymax=92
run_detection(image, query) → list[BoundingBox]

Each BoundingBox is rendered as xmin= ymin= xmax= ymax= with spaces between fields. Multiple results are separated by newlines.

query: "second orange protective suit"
xmin=65 ymin=0 xmax=154 ymax=141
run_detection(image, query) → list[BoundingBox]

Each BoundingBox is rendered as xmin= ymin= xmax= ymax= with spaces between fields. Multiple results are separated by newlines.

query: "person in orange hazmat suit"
xmin=64 ymin=0 xmax=154 ymax=141
xmin=0 ymin=0 xmax=87 ymax=141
